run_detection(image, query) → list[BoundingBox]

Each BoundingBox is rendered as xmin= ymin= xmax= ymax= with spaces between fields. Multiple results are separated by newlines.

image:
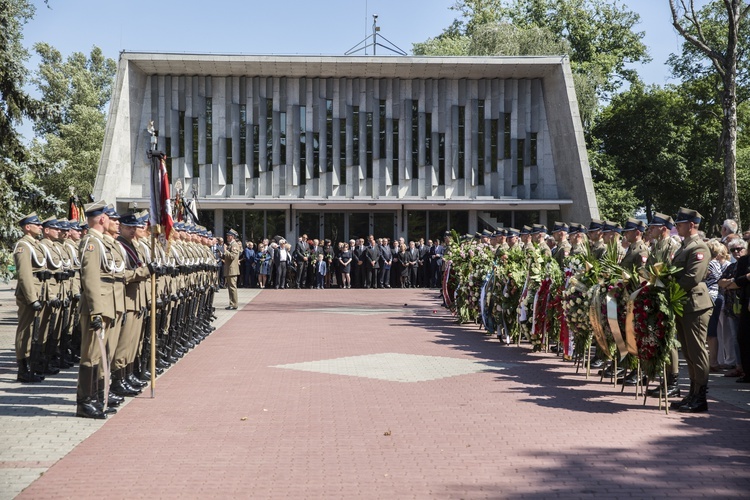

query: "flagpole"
xmin=148 ymin=125 xmax=158 ymax=398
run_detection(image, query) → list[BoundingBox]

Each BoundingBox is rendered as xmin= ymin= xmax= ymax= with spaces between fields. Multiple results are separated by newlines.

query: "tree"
xmin=593 ymin=83 xmax=723 ymax=226
xmin=669 ymin=0 xmax=750 ymax=228
xmin=0 ymin=0 xmax=56 ymax=279
xmin=30 ymin=44 xmax=116 ymax=204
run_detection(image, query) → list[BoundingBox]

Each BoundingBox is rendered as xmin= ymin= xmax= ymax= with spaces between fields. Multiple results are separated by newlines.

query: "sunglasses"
xmin=731 ymin=248 xmax=743 ymax=253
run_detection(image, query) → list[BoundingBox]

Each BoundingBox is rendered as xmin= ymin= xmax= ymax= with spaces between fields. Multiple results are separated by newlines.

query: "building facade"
xmin=95 ymin=53 xmax=598 ymax=243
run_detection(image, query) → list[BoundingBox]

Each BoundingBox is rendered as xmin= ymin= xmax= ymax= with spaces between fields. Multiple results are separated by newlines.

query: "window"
xmin=226 ymin=137 xmax=233 ymax=184
xmin=313 ymin=132 xmax=320 ymax=178
xmin=392 ymin=120 xmax=399 ymax=186
xmin=192 ymin=117 xmax=199 ymax=177
xmin=425 ymin=112 xmax=432 ymax=166
xmin=352 ymin=106 xmax=360 ymax=166
xmin=504 ymin=113 xmax=511 ymax=159
xmin=165 ymin=137 xmax=172 ymax=179
xmin=280 ymin=112 xmax=286 ymax=165
xmin=339 ymin=124 xmax=346 ymax=184
xmin=411 ymin=101 xmax=418 ymax=178
xmin=517 ymin=139 xmax=525 ymax=185
xmin=265 ymin=98 xmax=273 ymax=170
xmin=326 ymin=99 xmax=333 ymax=173
xmin=457 ymin=106 xmax=465 ymax=179
xmin=253 ymin=124 xmax=260 ymax=177
xmin=366 ymin=112 xmax=373 ymax=178
xmin=530 ymin=132 xmax=538 ymax=166
xmin=299 ymin=106 xmax=306 ymax=185
xmin=178 ymin=111 xmax=185 ymax=158
xmin=438 ymin=133 xmax=445 ymax=185
xmin=379 ymin=100 xmax=386 ymax=158
xmin=206 ymin=98 xmax=213 ymax=165
xmin=240 ymin=104 xmax=247 ymax=164
xmin=477 ymin=101 xmax=485 ymax=173
xmin=490 ymin=119 xmax=498 ymax=173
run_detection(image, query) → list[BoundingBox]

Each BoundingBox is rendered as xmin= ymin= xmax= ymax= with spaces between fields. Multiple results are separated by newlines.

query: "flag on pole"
xmin=68 ymin=196 xmax=80 ymax=222
xmin=149 ymin=152 xmax=174 ymax=241
xmin=185 ymin=196 xmax=199 ymax=224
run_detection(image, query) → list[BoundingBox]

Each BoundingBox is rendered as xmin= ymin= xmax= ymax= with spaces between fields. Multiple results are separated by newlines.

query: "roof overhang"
xmin=121 ymin=52 xmax=570 ymax=80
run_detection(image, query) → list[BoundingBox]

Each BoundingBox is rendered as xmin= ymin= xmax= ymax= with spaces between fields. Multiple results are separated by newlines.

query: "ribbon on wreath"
xmin=589 ymin=286 xmax=611 ymax=359
xmin=606 ymin=293 xmax=629 ymax=361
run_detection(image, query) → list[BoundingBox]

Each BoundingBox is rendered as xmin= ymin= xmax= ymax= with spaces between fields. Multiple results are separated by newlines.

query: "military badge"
xmin=87 ymin=244 xmax=95 ymax=252
xmin=696 ymin=252 xmax=704 ymax=261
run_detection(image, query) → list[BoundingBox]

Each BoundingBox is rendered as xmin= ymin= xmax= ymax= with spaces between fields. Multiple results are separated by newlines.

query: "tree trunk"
xmin=722 ymin=25 xmax=741 ymax=229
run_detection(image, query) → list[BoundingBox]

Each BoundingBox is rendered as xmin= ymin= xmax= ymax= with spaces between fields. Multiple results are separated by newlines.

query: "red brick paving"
xmin=18 ymin=289 xmax=750 ymax=499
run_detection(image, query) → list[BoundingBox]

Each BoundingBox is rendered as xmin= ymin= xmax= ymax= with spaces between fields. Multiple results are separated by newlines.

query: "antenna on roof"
xmin=345 ymin=15 xmax=407 ymax=56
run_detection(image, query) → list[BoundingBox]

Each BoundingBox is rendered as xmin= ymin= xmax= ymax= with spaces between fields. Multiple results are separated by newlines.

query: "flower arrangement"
xmin=630 ymin=264 xmax=687 ymax=377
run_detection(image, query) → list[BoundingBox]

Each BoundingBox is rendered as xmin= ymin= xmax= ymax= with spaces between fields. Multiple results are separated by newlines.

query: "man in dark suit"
xmin=364 ymin=236 xmax=381 ymax=289
xmin=273 ymin=239 xmax=290 ymax=289
xmin=430 ymin=238 xmax=445 ymax=288
xmin=378 ymin=238 xmax=392 ymax=288
xmin=352 ymin=238 xmax=365 ymax=288
xmin=294 ymin=234 xmax=309 ymax=289
xmin=418 ymin=239 xmax=430 ymax=287
xmin=308 ymin=239 xmax=324 ymax=288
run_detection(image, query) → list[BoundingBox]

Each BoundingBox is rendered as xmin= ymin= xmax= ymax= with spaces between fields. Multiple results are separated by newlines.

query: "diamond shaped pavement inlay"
xmin=272 ymin=353 xmax=515 ymax=382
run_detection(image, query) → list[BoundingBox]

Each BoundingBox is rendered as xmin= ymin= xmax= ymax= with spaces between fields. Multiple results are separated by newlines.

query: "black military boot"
xmin=621 ymin=370 xmax=647 ymax=386
xmin=58 ymin=335 xmax=75 ymax=369
xmin=679 ymin=385 xmax=708 ymax=413
xmin=649 ymin=373 xmax=681 ymax=398
xmin=126 ymin=363 xmax=147 ymax=389
xmin=670 ymin=380 xmax=694 ymax=410
xmin=110 ymin=368 xmax=140 ymax=397
xmin=76 ymin=365 xmax=106 ymax=419
xmin=16 ymin=358 xmax=44 ymax=383
xmin=97 ymin=388 xmax=122 ymax=410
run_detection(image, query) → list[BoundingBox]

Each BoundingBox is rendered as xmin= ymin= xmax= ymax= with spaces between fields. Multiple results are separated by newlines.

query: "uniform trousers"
xmin=226 ymin=275 xmax=238 ymax=306
xmin=112 ymin=310 xmax=144 ymax=370
xmin=15 ymin=298 xmax=35 ymax=359
xmin=675 ymin=308 xmax=711 ymax=386
xmin=76 ymin=314 xmax=115 ymax=401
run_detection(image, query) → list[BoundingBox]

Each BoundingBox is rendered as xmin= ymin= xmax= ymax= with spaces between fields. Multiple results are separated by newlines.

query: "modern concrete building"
xmin=95 ymin=52 xmax=598 ymax=243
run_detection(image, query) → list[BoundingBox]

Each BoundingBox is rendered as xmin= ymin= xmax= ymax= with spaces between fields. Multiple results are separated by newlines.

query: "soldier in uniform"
xmin=602 ymin=221 xmax=626 ymax=263
xmin=551 ymin=222 xmax=571 ymax=267
xmin=645 ymin=212 xmax=683 ymax=398
xmin=76 ymin=201 xmax=116 ymax=419
xmin=670 ymin=208 xmax=713 ymax=413
xmin=223 ymin=229 xmax=241 ymax=309
xmin=620 ymin=218 xmax=649 ymax=273
xmin=569 ymin=224 xmax=589 ymax=256
xmin=13 ymin=213 xmax=46 ymax=383
xmin=528 ymin=224 xmax=549 ymax=256
xmin=588 ymin=219 xmax=606 ymax=260
xmin=520 ymin=225 xmax=534 ymax=252
xmin=63 ymin=220 xmax=83 ymax=364
xmin=37 ymin=217 xmax=66 ymax=376
xmin=506 ymin=228 xmax=520 ymax=250
xmin=112 ymin=213 xmax=152 ymax=396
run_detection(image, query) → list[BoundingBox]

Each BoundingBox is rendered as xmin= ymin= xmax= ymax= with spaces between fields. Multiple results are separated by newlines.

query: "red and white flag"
xmin=150 ymin=152 xmax=174 ymax=241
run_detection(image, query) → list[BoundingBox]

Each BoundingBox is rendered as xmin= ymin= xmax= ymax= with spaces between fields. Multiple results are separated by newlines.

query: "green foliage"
xmin=30 ymin=45 xmax=116 ymax=204
xmin=0 ymin=0 xmax=57 ymax=268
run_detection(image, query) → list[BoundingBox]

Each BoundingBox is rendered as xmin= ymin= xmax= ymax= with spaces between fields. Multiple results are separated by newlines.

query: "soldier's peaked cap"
xmin=588 ymin=219 xmax=604 ymax=231
xmin=84 ymin=201 xmax=107 ymax=217
xmin=551 ymin=222 xmax=569 ymax=233
xmin=622 ymin=218 xmax=646 ymax=232
xmin=119 ymin=213 xmax=143 ymax=226
xmin=41 ymin=217 xmax=59 ymax=229
xmin=18 ymin=212 xmax=42 ymax=226
xmin=530 ymin=224 xmax=546 ymax=235
xmin=674 ymin=207 xmax=702 ymax=224
xmin=649 ymin=212 xmax=674 ymax=229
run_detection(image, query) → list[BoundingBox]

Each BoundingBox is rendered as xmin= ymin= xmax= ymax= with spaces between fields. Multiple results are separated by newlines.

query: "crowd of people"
xmin=212 ymin=234 xmax=447 ymax=291
xmin=12 ymin=204 xmax=221 ymax=419
xmin=439 ymin=211 xmax=750 ymax=414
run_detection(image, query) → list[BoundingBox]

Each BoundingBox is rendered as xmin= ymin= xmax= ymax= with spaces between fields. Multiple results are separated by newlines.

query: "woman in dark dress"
xmin=338 ymin=243 xmax=352 ymax=289
xmin=397 ymin=243 xmax=409 ymax=288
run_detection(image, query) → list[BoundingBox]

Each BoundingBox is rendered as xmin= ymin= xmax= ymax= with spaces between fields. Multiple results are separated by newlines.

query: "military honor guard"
xmin=223 ymin=229 xmax=241 ymax=307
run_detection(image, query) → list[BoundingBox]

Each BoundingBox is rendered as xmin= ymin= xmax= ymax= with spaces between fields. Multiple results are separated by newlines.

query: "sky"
xmin=18 ymin=0 xmax=687 ymax=138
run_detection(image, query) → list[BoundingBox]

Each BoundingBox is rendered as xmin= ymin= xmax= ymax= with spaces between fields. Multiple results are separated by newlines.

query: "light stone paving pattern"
xmin=273 ymin=352 xmax=515 ymax=383
xmin=302 ymin=307 xmax=414 ymax=316
xmin=0 ymin=280 xmax=259 ymax=500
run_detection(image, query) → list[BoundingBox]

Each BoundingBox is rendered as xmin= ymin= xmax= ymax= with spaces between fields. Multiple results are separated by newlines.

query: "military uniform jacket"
xmin=118 ymin=236 xmax=151 ymax=311
xmin=554 ymin=239 xmax=572 ymax=267
xmin=223 ymin=240 xmax=241 ymax=277
xmin=590 ymin=240 xmax=606 ymax=260
xmin=79 ymin=228 xmax=116 ymax=320
xmin=103 ymin=234 xmax=127 ymax=314
xmin=13 ymin=234 xmax=45 ymax=305
xmin=648 ymin=236 xmax=680 ymax=266
xmin=63 ymin=240 xmax=81 ymax=296
xmin=571 ymin=242 xmax=589 ymax=257
xmin=672 ymin=234 xmax=713 ymax=314
xmin=620 ymin=239 xmax=649 ymax=272
xmin=39 ymin=238 xmax=65 ymax=301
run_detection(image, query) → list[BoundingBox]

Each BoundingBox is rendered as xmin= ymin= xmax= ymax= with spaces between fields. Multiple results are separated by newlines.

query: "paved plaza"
xmin=1 ymin=281 xmax=749 ymax=499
